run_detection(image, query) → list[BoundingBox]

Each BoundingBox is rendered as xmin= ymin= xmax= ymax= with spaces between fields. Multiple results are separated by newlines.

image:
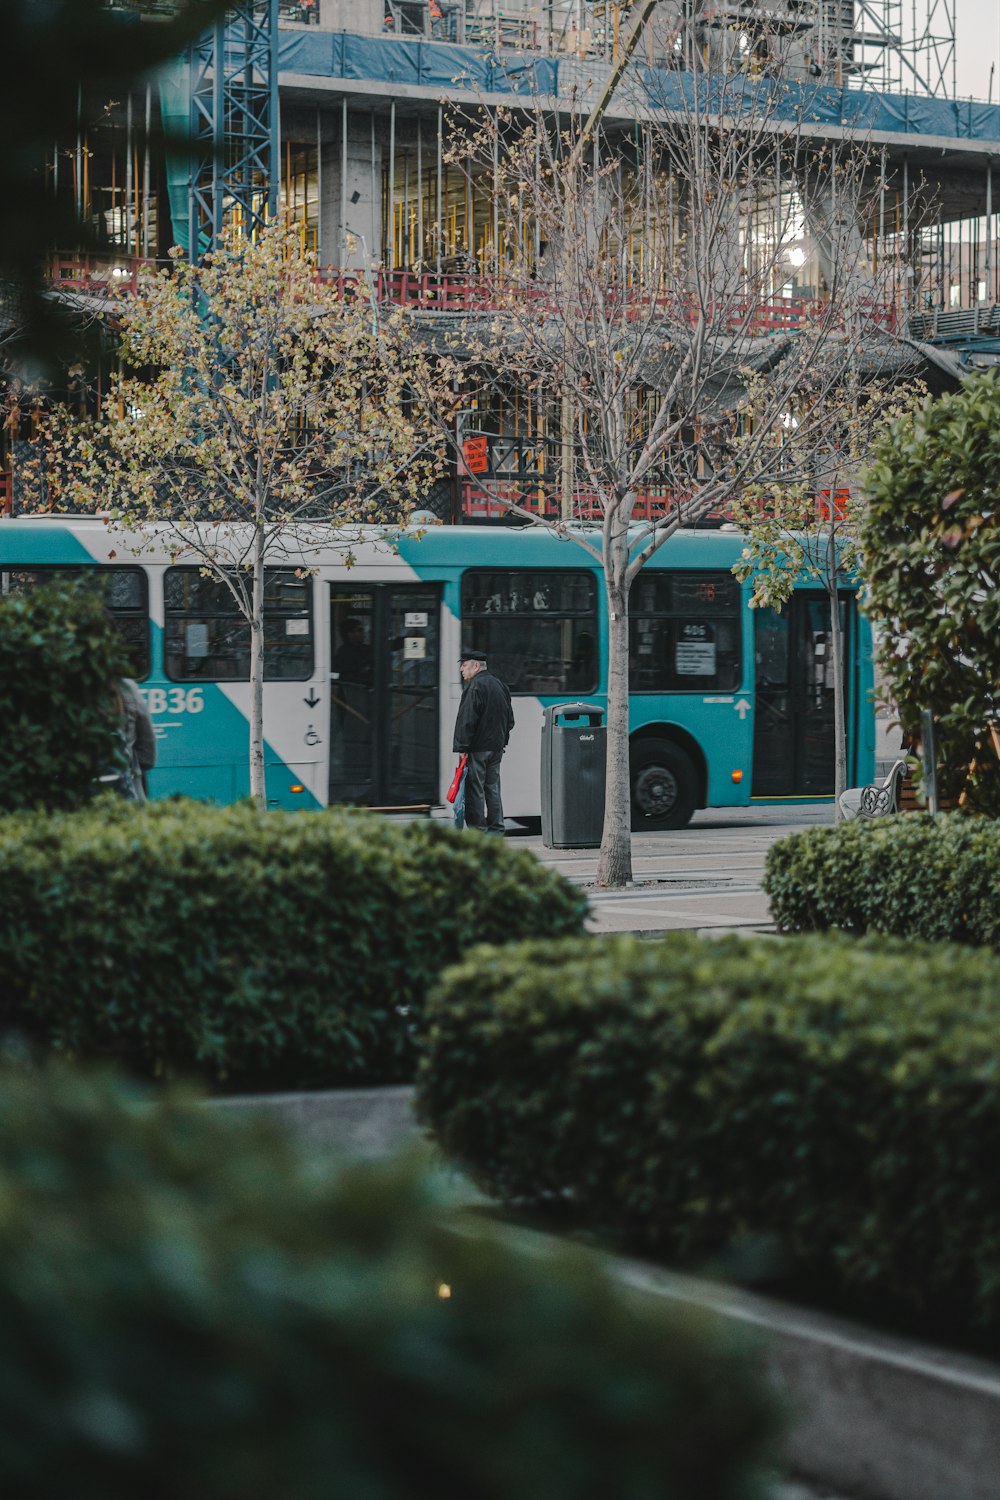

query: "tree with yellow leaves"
xmin=20 ymin=225 xmax=453 ymax=804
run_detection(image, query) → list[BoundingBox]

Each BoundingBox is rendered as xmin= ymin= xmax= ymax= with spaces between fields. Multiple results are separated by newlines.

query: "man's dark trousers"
xmin=464 ymin=749 xmax=505 ymax=834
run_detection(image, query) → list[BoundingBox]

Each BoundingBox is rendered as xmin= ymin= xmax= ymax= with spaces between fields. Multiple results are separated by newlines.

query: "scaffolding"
xmin=188 ymin=0 xmax=279 ymax=254
xmin=843 ymin=0 xmax=956 ymax=97
xmin=655 ymin=1 xmax=956 ymax=96
xmin=438 ymin=2 xmax=956 ymax=97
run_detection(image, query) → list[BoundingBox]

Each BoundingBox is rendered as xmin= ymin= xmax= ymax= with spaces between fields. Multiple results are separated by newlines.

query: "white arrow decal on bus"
xmin=734 ymin=699 xmax=751 ymax=720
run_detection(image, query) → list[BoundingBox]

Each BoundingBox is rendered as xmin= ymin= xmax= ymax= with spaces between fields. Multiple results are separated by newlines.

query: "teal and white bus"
xmin=0 ymin=516 xmax=875 ymax=827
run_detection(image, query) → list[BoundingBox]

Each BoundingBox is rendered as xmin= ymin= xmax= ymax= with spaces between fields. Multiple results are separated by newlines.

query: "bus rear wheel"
xmin=630 ymin=740 xmax=697 ymax=831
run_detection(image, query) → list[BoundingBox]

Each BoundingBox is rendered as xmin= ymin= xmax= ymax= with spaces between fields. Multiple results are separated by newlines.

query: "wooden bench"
xmin=898 ymin=770 xmax=922 ymax=814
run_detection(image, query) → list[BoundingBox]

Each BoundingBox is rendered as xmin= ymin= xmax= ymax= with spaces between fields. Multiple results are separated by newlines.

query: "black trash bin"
xmin=540 ymin=702 xmax=606 ymax=849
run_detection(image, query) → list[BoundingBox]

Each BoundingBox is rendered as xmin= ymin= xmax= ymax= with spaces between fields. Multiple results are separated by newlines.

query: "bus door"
xmin=751 ymin=592 xmax=850 ymax=797
xmin=328 ymin=584 xmax=441 ymax=808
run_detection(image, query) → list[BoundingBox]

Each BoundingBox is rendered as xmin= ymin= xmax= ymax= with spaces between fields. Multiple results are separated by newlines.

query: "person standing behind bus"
xmin=119 ymin=678 xmax=157 ymax=800
xmin=453 ymin=652 xmax=514 ymax=835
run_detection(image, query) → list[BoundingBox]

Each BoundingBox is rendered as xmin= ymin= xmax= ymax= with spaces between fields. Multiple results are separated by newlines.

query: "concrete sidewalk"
xmin=514 ymin=803 xmax=833 ymax=935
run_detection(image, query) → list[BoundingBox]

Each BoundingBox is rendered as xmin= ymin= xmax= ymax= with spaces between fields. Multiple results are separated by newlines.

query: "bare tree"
xmin=422 ymin=58 xmax=912 ymax=884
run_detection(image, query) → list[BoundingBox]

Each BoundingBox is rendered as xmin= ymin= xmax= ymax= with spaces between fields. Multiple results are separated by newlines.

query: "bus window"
xmin=164 ymin=568 xmax=313 ymax=681
xmin=0 ymin=565 xmax=150 ymax=679
xmin=460 ymin=569 xmax=598 ymax=694
xmin=629 ymin=571 xmax=741 ymax=693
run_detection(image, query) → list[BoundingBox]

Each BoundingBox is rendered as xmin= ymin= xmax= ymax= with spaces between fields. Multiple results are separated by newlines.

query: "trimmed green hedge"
xmin=763 ymin=814 xmax=1000 ymax=946
xmin=0 ymin=800 xmax=587 ymax=1089
xmin=417 ymin=931 xmax=1000 ymax=1339
xmin=0 ymin=1062 xmax=779 ymax=1500
xmin=0 ymin=576 xmax=128 ymax=812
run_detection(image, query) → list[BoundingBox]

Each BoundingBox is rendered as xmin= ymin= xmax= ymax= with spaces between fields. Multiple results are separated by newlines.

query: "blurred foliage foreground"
xmin=0 ymin=1064 xmax=779 ymax=1500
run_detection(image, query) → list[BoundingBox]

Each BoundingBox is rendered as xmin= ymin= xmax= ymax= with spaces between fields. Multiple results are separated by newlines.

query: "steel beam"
xmin=188 ymin=0 xmax=279 ymax=256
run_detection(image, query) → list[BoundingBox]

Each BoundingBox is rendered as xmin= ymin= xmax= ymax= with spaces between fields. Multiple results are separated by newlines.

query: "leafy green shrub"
xmin=763 ymin=814 xmax=1000 ymax=945
xmin=0 ymin=800 xmax=587 ymax=1090
xmin=861 ymin=371 xmax=1000 ymax=814
xmin=0 ymin=1062 xmax=778 ymax=1500
xmin=417 ymin=931 xmax=1000 ymax=1339
xmin=0 ymin=576 xmax=127 ymax=811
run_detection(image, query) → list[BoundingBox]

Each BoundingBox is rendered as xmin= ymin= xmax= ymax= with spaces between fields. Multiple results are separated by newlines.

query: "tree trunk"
xmin=597 ymin=550 xmax=633 ymax=886
xmin=249 ymin=525 xmax=267 ymax=808
xmin=559 ymin=382 xmax=575 ymax=521
xmin=828 ymin=532 xmax=847 ymax=819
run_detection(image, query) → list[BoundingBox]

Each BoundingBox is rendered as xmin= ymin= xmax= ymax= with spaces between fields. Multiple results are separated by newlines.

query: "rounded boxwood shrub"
xmin=763 ymin=814 xmax=1000 ymax=946
xmin=417 ymin=930 xmax=1000 ymax=1340
xmin=0 ymin=1062 xmax=779 ymax=1500
xmin=0 ymin=800 xmax=588 ymax=1089
xmin=0 ymin=576 xmax=128 ymax=812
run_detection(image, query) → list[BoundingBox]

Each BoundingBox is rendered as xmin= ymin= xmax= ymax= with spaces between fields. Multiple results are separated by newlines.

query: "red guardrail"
xmin=459 ymin=482 xmax=852 ymax=524
xmin=459 ymin=482 xmax=729 ymax=524
xmin=47 ymin=257 xmax=897 ymax=331
xmin=47 ymin=255 xmax=161 ymax=295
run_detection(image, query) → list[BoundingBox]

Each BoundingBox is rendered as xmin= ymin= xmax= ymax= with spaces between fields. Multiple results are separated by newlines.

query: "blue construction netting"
xmin=279 ymin=30 xmax=557 ymax=93
xmin=277 ymin=30 xmax=1000 ymax=146
xmin=157 ymin=57 xmax=194 ymax=256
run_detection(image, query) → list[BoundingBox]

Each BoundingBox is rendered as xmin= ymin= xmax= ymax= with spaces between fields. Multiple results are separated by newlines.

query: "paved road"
xmin=516 ymin=804 xmax=834 ymax=934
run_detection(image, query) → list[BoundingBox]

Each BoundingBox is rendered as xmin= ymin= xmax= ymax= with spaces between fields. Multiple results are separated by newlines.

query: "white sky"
xmin=955 ymin=0 xmax=1000 ymax=99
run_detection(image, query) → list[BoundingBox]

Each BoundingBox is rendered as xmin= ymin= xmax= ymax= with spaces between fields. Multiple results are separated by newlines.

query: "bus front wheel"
xmin=630 ymin=740 xmax=697 ymax=831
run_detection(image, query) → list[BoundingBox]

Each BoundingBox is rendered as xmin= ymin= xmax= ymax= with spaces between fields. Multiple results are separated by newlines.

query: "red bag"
xmin=446 ymin=754 xmax=468 ymax=805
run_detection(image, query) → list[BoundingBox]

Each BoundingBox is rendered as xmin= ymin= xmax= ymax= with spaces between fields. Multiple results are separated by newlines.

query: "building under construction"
xmin=7 ymin=0 xmax=1000 ymax=518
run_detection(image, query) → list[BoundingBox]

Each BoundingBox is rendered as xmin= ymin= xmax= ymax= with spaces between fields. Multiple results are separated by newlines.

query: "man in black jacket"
xmin=453 ymin=651 xmax=515 ymax=834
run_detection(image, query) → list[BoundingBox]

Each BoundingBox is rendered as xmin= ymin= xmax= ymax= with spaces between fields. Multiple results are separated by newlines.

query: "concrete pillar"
xmin=319 ymin=105 xmax=383 ymax=270
xmin=798 ymin=165 xmax=876 ymax=301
